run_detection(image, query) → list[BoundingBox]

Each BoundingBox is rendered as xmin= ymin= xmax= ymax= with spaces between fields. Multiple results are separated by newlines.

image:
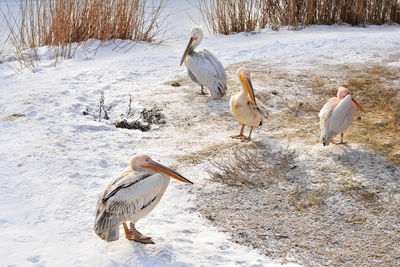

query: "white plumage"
xmin=319 ymin=87 xmax=364 ymax=146
xmin=94 ymin=171 xmax=168 ymax=241
xmin=94 ymin=154 xmax=193 ymax=244
xmin=180 ymin=26 xmax=227 ymax=98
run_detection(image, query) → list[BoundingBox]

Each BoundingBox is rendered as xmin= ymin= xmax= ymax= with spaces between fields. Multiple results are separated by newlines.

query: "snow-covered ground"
xmin=0 ymin=0 xmax=399 ymax=266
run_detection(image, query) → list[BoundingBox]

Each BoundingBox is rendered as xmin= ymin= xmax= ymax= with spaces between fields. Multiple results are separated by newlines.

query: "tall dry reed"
xmin=0 ymin=25 xmax=10 ymax=63
xmin=1 ymin=0 xmax=167 ymax=69
xmin=199 ymin=0 xmax=400 ymax=34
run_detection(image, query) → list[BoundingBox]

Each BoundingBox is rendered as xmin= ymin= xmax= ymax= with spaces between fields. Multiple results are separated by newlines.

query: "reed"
xmin=1 ymin=0 xmax=167 ymax=69
xmin=199 ymin=0 xmax=400 ymax=34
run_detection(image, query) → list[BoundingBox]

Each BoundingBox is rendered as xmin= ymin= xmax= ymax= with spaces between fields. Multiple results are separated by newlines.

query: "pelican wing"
xmin=186 ymin=49 xmax=227 ymax=97
xmin=318 ymin=97 xmax=338 ymax=120
xmin=328 ymin=95 xmax=355 ymax=133
xmin=255 ymin=97 xmax=269 ymax=119
xmin=94 ymin=171 xmax=164 ymax=235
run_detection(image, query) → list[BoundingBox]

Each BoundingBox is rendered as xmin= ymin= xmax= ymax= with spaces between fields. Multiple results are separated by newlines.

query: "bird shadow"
xmin=117 ymin=241 xmax=189 ymax=267
xmin=329 ymin=144 xmax=399 ymax=187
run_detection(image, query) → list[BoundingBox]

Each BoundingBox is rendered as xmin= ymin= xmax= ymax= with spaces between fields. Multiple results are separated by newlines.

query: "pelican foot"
xmin=337 ymin=141 xmax=347 ymax=145
xmin=128 ymin=235 xmax=154 ymax=244
xmin=199 ymin=86 xmax=208 ymax=95
xmin=123 ymin=222 xmax=155 ymax=244
xmin=230 ymin=134 xmax=246 ymax=139
xmin=241 ymin=137 xmax=251 ymax=142
xmin=125 ymin=230 xmax=155 ymax=244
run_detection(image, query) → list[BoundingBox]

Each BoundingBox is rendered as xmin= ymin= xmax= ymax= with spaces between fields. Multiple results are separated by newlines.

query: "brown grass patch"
xmin=207 ymin=145 xmax=294 ymax=186
xmin=288 ymin=184 xmax=327 ymax=211
xmin=175 ymin=142 xmax=237 ymax=164
xmin=339 ymin=182 xmax=379 ymax=205
xmin=261 ymin=62 xmax=400 ymax=163
xmin=342 ymin=65 xmax=400 ymax=163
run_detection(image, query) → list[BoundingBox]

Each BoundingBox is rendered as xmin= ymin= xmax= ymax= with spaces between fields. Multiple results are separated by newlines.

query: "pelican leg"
xmin=230 ymin=124 xmax=246 ymax=139
xmin=123 ymin=222 xmax=154 ymax=244
xmin=241 ymin=126 xmax=254 ymax=142
xmin=338 ymin=133 xmax=347 ymax=144
xmin=200 ymin=85 xmax=207 ymax=95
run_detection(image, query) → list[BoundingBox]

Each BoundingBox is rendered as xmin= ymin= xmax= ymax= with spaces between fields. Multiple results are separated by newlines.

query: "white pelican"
xmin=180 ymin=26 xmax=227 ymax=98
xmin=319 ymin=86 xmax=365 ymax=146
xmin=230 ymin=67 xmax=269 ymax=142
xmin=94 ymin=154 xmax=193 ymax=244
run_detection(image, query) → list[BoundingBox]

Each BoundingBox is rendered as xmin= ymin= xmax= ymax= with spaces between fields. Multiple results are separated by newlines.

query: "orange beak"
xmin=352 ymin=98 xmax=365 ymax=112
xmin=143 ymin=159 xmax=193 ymax=184
xmin=239 ymin=74 xmax=256 ymax=104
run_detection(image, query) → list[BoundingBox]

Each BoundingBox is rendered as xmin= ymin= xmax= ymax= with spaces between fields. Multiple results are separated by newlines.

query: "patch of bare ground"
xmin=188 ymin=60 xmax=400 ymax=266
xmin=197 ymin=143 xmax=400 ymax=266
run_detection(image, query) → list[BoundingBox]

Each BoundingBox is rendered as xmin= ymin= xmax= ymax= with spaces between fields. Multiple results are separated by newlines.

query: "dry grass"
xmin=342 ymin=65 xmax=400 ymax=163
xmin=175 ymin=142 xmax=237 ymax=164
xmin=198 ymin=0 xmax=400 ymax=34
xmin=1 ymin=0 xmax=167 ymax=69
xmin=207 ymin=145 xmax=294 ymax=186
xmin=0 ymin=20 xmax=10 ymax=63
xmin=260 ymin=63 xmax=400 ymax=164
xmin=305 ymin=63 xmax=400 ymax=163
xmin=196 ymin=142 xmax=400 ymax=266
xmin=288 ymin=184 xmax=326 ymax=211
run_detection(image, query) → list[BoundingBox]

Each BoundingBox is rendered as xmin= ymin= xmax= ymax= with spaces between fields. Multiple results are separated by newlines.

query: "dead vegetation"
xmin=208 ymin=145 xmax=294 ymax=186
xmin=176 ymin=142 xmax=238 ymax=164
xmin=198 ymin=0 xmax=265 ymax=34
xmin=0 ymin=20 xmax=10 ymax=63
xmin=82 ymin=92 xmax=166 ymax=131
xmin=198 ymin=0 xmax=400 ymax=34
xmin=196 ymin=140 xmax=400 ymax=266
xmin=342 ymin=65 xmax=400 ymax=163
xmin=114 ymin=105 xmax=166 ymax=132
xmin=307 ymin=64 xmax=400 ymax=164
xmin=0 ymin=0 xmax=167 ymax=69
xmin=98 ymin=92 xmax=112 ymax=121
xmin=139 ymin=106 xmax=167 ymax=125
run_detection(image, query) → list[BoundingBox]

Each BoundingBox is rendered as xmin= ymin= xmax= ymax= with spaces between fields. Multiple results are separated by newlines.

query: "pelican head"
xmin=336 ymin=86 xmax=365 ymax=112
xmin=129 ymin=154 xmax=193 ymax=184
xmin=180 ymin=26 xmax=204 ymax=66
xmin=337 ymin=86 xmax=350 ymax=99
xmin=237 ymin=67 xmax=256 ymax=104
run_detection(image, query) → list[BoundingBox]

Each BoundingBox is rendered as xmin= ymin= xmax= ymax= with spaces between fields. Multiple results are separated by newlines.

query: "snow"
xmin=0 ymin=0 xmax=399 ymax=266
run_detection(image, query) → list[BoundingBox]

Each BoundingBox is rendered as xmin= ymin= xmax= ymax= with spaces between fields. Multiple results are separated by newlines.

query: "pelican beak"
xmin=144 ymin=159 xmax=194 ymax=184
xmin=352 ymin=98 xmax=365 ymax=112
xmin=180 ymin=37 xmax=194 ymax=66
xmin=239 ymin=74 xmax=256 ymax=104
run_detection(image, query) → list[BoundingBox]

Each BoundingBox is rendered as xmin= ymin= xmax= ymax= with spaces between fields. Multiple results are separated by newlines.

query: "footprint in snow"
xmin=99 ymin=159 xmax=108 ymax=168
xmin=27 ymin=255 xmax=40 ymax=263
